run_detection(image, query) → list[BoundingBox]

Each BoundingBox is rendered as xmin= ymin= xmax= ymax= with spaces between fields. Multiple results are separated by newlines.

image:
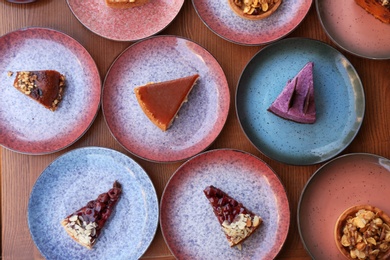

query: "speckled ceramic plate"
xmin=160 ymin=149 xmax=290 ymax=259
xmin=316 ymin=0 xmax=390 ymax=59
xmin=28 ymin=147 xmax=159 ymax=260
xmin=66 ymin=0 xmax=184 ymax=41
xmin=298 ymin=153 xmax=390 ymax=259
xmin=192 ymin=0 xmax=312 ymax=45
xmin=0 ymin=27 xmax=101 ymax=155
xmin=236 ymin=38 xmax=365 ymax=165
xmin=102 ymin=35 xmax=230 ymax=163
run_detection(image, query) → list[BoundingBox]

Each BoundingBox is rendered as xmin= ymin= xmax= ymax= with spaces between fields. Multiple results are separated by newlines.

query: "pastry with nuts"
xmin=61 ymin=181 xmax=122 ymax=249
xmin=228 ymin=0 xmax=282 ymax=20
xmin=105 ymin=0 xmax=150 ymax=8
xmin=334 ymin=205 xmax=390 ymax=260
xmin=134 ymin=74 xmax=200 ymax=131
xmin=267 ymin=61 xmax=316 ymax=124
xmin=13 ymin=70 xmax=65 ymax=111
xmin=203 ymin=185 xmax=262 ymax=248
xmin=355 ymin=0 xmax=390 ymax=24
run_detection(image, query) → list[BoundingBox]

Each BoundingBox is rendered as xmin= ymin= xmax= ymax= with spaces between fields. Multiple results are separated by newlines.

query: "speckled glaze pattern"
xmin=0 ymin=27 xmax=101 ymax=155
xmin=102 ymin=35 xmax=230 ymax=163
xmin=160 ymin=149 xmax=290 ymax=260
xmin=316 ymin=0 xmax=390 ymax=59
xmin=236 ymin=38 xmax=365 ymax=165
xmin=192 ymin=0 xmax=312 ymax=45
xmin=298 ymin=153 xmax=390 ymax=259
xmin=28 ymin=147 xmax=159 ymax=260
xmin=66 ymin=0 xmax=184 ymax=41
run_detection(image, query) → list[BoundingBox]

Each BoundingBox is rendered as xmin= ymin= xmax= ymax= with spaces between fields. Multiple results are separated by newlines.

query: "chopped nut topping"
xmin=221 ymin=213 xmax=262 ymax=245
xmin=64 ymin=215 xmax=97 ymax=248
xmin=233 ymin=0 xmax=280 ymax=15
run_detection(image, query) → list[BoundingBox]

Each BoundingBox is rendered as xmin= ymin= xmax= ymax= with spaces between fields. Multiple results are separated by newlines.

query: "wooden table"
xmin=1 ymin=0 xmax=389 ymax=259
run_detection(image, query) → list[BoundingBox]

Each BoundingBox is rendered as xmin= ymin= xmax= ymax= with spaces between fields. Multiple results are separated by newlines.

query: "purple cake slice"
xmin=267 ymin=62 xmax=316 ymax=124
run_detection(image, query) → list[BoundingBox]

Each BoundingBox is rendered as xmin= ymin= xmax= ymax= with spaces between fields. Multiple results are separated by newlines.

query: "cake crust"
xmin=105 ymin=0 xmax=150 ymax=8
xmin=355 ymin=0 xmax=390 ymax=23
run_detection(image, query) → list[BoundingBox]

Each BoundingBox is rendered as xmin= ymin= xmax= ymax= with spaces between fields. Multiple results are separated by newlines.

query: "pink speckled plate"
xmin=316 ymin=0 xmax=390 ymax=59
xmin=160 ymin=149 xmax=290 ymax=259
xmin=0 ymin=27 xmax=101 ymax=155
xmin=192 ymin=0 xmax=312 ymax=45
xmin=66 ymin=0 xmax=184 ymax=42
xmin=102 ymin=35 xmax=230 ymax=163
xmin=298 ymin=153 xmax=390 ymax=258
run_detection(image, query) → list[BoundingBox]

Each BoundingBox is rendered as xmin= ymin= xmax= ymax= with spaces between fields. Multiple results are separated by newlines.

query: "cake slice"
xmin=61 ymin=181 xmax=122 ymax=249
xmin=228 ymin=0 xmax=282 ymax=20
xmin=355 ymin=0 xmax=390 ymax=24
xmin=105 ymin=0 xmax=150 ymax=8
xmin=267 ymin=62 xmax=316 ymax=124
xmin=134 ymin=74 xmax=200 ymax=131
xmin=203 ymin=185 xmax=262 ymax=248
xmin=13 ymin=70 xmax=65 ymax=111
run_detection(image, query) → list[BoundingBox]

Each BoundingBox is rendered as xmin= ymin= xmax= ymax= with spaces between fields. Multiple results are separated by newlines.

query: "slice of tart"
xmin=228 ymin=0 xmax=282 ymax=20
xmin=355 ymin=0 xmax=390 ymax=24
xmin=105 ymin=0 xmax=150 ymax=8
xmin=267 ymin=61 xmax=316 ymax=124
xmin=134 ymin=74 xmax=200 ymax=131
xmin=13 ymin=70 xmax=65 ymax=111
xmin=61 ymin=181 xmax=122 ymax=249
xmin=203 ymin=185 xmax=262 ymax=248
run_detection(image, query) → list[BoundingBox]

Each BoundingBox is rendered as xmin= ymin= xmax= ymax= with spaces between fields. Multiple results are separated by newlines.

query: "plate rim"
xmin=297 ymin=152 xmax=390 ymax=258
xmin=27 ymin=146 xmax=159 ymax=259
xmin=102 ymin=34 xmax=230 ymax=163
xmin=0 ymin=26 xmax=102 ymax=155
xmin=160 ymin=148 xmax=291 ymax=259
xmin=235 ymin=37 xmax=365 ymax=166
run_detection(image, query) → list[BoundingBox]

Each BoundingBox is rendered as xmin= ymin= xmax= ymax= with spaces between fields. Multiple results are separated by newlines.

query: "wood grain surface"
xmin=1 ymin=0 xmax=389 ymax=259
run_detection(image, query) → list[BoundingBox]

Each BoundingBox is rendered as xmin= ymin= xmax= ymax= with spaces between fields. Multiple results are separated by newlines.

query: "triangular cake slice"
xmin=13 ymin=70 xmax=65 ymax=111
xmin=267 ymin=62 xmax=316 ymax=124
xmin=61 ymin=181 xmax=122 ymax=249
xmin=203 ymin=185 xmax=262 ymax=248
xmin=134 ymin=74 xmax=199 ymax=131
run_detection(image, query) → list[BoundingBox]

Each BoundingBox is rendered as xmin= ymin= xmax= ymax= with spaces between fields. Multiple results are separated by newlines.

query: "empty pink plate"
xmin=66 ymin=0 xmax=184 ymax=41
xmin=102 ymin=36 xmax=230 ymax=163
xmin=160 ymin=149 xmax=290 ymax=259
xmin=298 ymin=153 xmax=390 ymax=258
xmin=0 ymin=27 xmax=101 ymax=155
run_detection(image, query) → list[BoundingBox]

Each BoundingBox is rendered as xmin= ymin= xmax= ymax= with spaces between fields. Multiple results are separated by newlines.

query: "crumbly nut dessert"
xmin=203 ymin=185 xmax=262 ymax=248
xmin=105 ymin=0 xmax=150 ymax=8
xmin=334 ymin=205 xmax=390 ymax=259
xmin=228 ymin=0 xmax=282 ymax=20
xmin=61 ymin=181 xmax=122 ymax=249
xmin=355 ymin=0 xmax=390 ymax=24
xmin=13 ymin=70 xmax=65 ymax=111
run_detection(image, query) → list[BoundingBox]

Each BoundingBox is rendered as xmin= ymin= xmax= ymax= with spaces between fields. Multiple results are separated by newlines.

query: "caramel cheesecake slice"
xmin=228 ymin=0 xmax=282 ymax=20
xmin=134 ymin=74 xmax=200 ymax=131
xmin=13 ymin=70 xmax=65 ymax=111
xmin=61 ymin=181 xmax=122 ymax=249
xmin=105 ymin=0 xmax=150 ymax=8
xmin=355 ymin=0 xmax=390 ymax=24
xmin=203 ymin=185 xmax=262 ymax=248
xmin=267 ymin=62 xmax=316 ymax=124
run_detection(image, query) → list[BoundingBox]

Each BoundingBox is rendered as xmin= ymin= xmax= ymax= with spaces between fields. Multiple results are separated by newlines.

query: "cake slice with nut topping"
xmin=13 ymin=70 xmax=65 ymax=111
xmin=203 ymin=185 xmax=263 ymax=248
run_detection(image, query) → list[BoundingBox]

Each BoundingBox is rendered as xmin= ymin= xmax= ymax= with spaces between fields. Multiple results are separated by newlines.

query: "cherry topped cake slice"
xmin=13 ymin=70 xmax=65 ymax=111
xmin=267 ymin=62 xmax=316 ymax=124
xmin=134 ymin=74 xmax=200 ymax=131
xmin=203 ymin=185 xmax=262 ymax=248
xmin=61 ymin=181 xmax=122 ymax=249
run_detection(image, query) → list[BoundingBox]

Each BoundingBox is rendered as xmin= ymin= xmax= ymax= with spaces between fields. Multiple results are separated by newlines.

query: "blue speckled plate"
xmin=160 ymin=149 xmax=290 ymax=259
xmin=28 ymin=147 xmax=159 ymax=260
xmin=236 ymin=38 xmax=365 ymax=165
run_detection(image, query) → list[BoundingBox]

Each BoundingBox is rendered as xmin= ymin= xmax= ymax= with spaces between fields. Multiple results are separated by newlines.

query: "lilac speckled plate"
xmin=316 ymin=0 xmax=390 ymax=59
xmin=66 ymin=0 xmax=184 ymax=42
xmin=192 ymin=0 xmax=312 ymax=45
xmin=28 ymin=147 xmax=159 ymax=259
xmin=160 ymin=149 xmax=290 ymax=259
xmin=102 ymin=35 xmax=230 ymax=163
xmin=298 ymin=153 xmax=390 ymax=258
xmin=0 ymin=27 xmax=101 ymax=155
